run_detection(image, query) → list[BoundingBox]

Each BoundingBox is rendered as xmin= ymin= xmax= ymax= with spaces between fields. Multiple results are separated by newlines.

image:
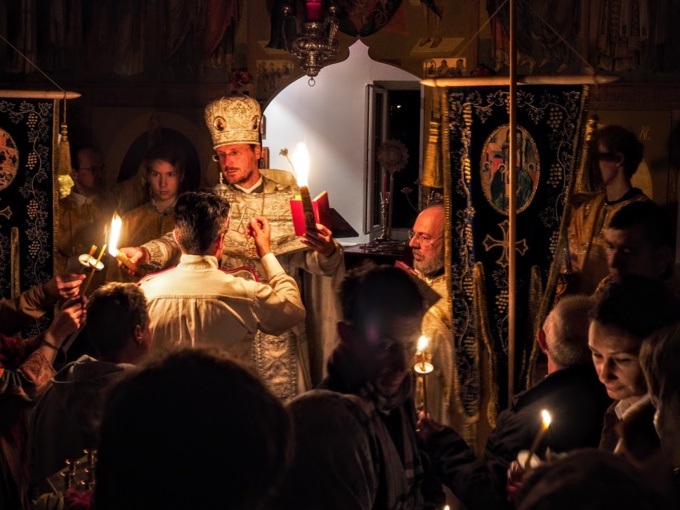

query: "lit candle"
xmin=293 ymin=143 xmax=317 ymax=234
xmin=108 ymin=213 xmax=138 ymax=271
xmin=414 ymin=335 xmax=434 ymax=416
xmin=306 ymin=0 xmax=322 ymax=21
xmin=525 ymin=409 xmax=552 ymax=468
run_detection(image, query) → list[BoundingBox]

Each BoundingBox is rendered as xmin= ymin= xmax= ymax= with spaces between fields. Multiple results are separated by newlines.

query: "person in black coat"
xmin=418 ymin=295 xmax=611 ymax=509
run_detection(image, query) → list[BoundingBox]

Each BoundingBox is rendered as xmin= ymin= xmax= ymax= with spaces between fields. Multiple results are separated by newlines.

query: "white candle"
xmin=293 ymin=143 xmax=317 ymax=233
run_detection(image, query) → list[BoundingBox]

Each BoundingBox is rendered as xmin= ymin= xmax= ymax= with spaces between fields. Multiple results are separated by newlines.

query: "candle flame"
xmin=108 ymin=213 xmax=123 ymax=256
xmin=541 ymin=409 xmax=552 ymax=429
xmin=444 ymin=506 xmax=450 ymax=510
xmin=293 ymin=143 xmax=309 ymax=187
xmin=417 ymin=335 xmax=429 ymax=353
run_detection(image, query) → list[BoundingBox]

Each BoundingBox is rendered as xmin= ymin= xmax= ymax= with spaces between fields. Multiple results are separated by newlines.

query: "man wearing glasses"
xmin=559 ymin=124 xmax=651 ymax=298
xmin=120 ymin=94 xmax=344 ymax=400
xmin=402 ymin=204 xmax=464 ymax=442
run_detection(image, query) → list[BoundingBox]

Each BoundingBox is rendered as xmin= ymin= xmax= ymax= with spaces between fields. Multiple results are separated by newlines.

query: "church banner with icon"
xmin=0 ymin=97 xmax=59 ymax=335
xmin=443 ymin=85 xmax=589 ymax=428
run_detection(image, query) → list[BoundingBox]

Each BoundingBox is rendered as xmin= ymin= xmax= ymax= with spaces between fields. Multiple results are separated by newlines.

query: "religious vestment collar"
xmin=233 ymin=177 xmax=264 ymax=194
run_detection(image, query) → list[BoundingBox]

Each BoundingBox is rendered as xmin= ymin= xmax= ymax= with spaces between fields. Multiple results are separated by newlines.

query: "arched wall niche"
xmin=94 ymin=109 xmax=213 ymax=192
xmin=264 ymin=40 xmax=420 ymax=245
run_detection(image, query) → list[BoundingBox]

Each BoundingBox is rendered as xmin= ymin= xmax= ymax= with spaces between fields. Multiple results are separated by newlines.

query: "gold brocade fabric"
xmin=220 ymin=175 xmax=305 ymax=264
xmin=559 ymin=191 xmax=650 ymax=297
xmin=415 ymin=275 xmax=454 ymax=423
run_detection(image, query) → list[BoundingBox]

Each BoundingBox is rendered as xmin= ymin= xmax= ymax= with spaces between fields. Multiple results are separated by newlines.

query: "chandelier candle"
xmin=306 ymin=0 xmax=322 ymax=21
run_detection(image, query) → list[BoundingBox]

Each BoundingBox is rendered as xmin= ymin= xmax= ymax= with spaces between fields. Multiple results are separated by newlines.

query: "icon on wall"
xmin=423 ymin=57 xmax=466 ymax=78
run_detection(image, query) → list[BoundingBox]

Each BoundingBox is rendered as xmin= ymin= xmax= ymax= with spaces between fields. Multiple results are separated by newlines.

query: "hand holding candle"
xmin=525 ymin=409 xmax=552 ymax=468
xmin=293 ymin=143 xmax=318 ymax=234
xmin=108 ymin=213 xmax=138 ymax=272
xmin=414 ymin=335 xmax=434 ymax=416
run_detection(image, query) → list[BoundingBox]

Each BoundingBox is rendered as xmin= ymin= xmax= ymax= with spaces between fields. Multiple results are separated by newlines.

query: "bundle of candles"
xmin=79 ymin=243 xmax=107 ymax=296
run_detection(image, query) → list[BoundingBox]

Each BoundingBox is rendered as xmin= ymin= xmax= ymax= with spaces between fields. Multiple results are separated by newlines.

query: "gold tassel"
xmin=56 ymin=96 xmax=74 ymax=198
xmin=421 ymin=88 xmax=443 ymax=189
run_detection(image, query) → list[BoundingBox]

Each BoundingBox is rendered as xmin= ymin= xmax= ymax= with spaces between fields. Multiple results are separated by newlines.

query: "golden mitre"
xmin=204 ymin=94 xmax=261 ymax=149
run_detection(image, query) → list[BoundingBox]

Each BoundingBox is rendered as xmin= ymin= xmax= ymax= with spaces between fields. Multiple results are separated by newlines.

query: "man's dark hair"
xmin=144 ymin=142 xmax=186 ymax=178
xmin=592 ymin=125 xmax=644 ymax=178
xmin=85 ymin=282 xmax=148 ymax=361
xmin=590 ymin=275 xmax=680 ymax=340
xmin=608 ymin=201 xmax=674 ymax=250
xmin=95 ymin=348 xmax=291 ymax=510
xmin=173 ymin=191 xmax=230 ymax=255
xmin=70 ymin=145 xmax=101 ymax=170
xmin=339 ymin=263 xmax=425 ymax=334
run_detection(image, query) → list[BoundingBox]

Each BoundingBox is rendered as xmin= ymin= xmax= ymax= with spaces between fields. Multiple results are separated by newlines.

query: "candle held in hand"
xmin=293 ymin=143 xmax=317 ymax=234
xmin=525 ymin=409 xmax=552 ymax=468
xmin=108 ymin=212 xmax=139 ymax=272
xmin=414 ymin=335 xmax=434 ymax=416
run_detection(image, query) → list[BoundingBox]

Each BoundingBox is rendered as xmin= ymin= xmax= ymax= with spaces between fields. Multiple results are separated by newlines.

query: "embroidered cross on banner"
xmin=482 ymin=219 xmax=529 ymax=268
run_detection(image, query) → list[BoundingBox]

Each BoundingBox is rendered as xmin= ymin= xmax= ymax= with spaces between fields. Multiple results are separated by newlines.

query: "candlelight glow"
xmin=108 ymin=213 xmax=123 ymax=256
xmin=541 ymin=409 xmax=552 ymax=429
xmin=417 ymin=335 xmax=429 ymax=353
xmin=293 ymin=143 xmax=310 ymax=187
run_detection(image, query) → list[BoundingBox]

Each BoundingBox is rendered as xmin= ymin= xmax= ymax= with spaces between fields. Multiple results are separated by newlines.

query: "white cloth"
xmin=140 ymin=253 xmax=305 ymax=362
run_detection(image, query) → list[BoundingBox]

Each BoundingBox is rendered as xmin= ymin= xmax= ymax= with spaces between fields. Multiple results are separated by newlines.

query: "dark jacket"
xmin=426 ymin=363 xmax=611 ymax=510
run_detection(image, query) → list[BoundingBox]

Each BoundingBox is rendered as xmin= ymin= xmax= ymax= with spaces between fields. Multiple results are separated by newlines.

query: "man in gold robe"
xmin=120 ymin=94 xmax=345 ymax=399
xmin=56 ymin=146 xmax=145 ymax=295
xmin=559 ymin=125 xmax=650 ymax=298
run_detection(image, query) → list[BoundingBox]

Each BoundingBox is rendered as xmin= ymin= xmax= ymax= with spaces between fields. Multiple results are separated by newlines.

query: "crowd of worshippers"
xmin=2 ymin=100 xmax=680 ymax=509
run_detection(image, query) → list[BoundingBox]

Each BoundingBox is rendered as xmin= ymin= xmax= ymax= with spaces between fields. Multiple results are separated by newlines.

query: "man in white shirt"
xmin=140 ymin=190 xmax=305 ymax=362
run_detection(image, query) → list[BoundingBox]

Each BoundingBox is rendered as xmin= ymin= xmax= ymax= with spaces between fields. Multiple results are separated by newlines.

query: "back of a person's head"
xmin=641 ymin=321 xmax=680 ymax=404
xmin=590 ymin=275 xmax=680 ymax=340
xmin=85 ymin=282 xmax=148 ymax=361
xmin=94 ymin=348 xmax=291 ymax=510
xmin=174 ymin=190 xmax=230 ymax=254
xmin=593 ymin=124 xmax=643 ymax=178
xmin=339 ymin=262 xmax=425 ymax=333
xmin=608 ymin=201 xmax=674 ymax=250
xmin=515 ymin=449 xmax=668 ymax=510
xmin=544 ymin=295 xmax=594 ymax=368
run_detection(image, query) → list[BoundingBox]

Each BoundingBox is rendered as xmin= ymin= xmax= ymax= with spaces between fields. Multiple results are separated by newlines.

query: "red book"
xmin=290 ymin=190 xmax=331 ymax=236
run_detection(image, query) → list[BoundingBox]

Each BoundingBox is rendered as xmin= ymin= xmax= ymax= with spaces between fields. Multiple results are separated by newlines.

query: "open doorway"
xmin=366 ymin=81 xmax=422 ymax=238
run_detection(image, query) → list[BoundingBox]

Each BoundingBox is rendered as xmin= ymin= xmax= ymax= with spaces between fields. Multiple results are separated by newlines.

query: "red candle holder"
xmin=306 ymin=0 xmax=322 ymax=21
